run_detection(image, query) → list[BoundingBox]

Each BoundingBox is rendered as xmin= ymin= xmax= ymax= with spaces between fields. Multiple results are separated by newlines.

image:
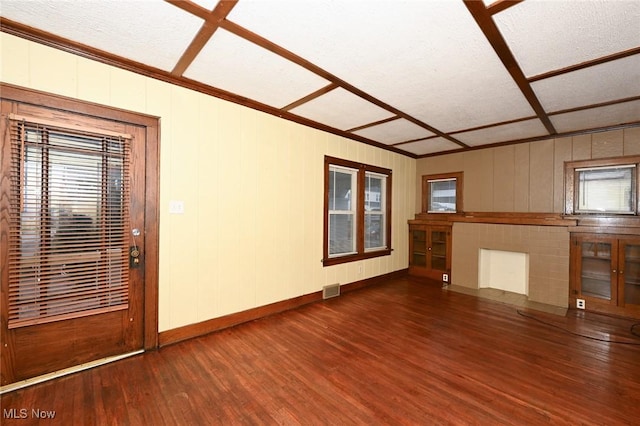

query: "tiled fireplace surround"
xmin=451 ymin=222 xmax=570 ymax=308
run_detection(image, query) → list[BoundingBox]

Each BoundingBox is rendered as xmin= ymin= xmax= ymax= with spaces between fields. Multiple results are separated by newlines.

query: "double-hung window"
xmin=324 ymin=156 xmax=391 ymax=266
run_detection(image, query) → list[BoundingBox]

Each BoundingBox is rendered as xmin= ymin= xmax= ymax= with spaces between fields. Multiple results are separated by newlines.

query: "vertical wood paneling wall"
xmin=416 ymin=128 xmax=640 ymax=213
xmin=0 ymin=33 xmax=416 ymax=332
xmin=416 ymin=127 xmax=640 ymax=307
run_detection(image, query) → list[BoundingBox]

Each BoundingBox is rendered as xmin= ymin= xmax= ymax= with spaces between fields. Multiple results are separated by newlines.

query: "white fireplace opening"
xmin=479 ymin=249 xmax=529 ymax=295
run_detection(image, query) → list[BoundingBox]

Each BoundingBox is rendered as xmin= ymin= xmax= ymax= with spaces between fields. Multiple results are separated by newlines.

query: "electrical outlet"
xmin=576 ymin=299 xmax=585 ymax=309
xmin=442 ymin=273 xmax=449 ymax=283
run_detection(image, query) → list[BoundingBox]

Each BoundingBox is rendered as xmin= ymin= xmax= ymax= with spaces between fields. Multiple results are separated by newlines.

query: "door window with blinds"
xmin=8 ymin=116 xmax=131 ymax=328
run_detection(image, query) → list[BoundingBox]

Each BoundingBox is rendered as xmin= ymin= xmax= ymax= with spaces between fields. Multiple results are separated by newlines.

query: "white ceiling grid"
xmin=0 ymin=0 xmax=639 ymax=158
xmin=494 ymin=0 xmax=640 ymax=77
xmin=184 ymin=28 xmax=330 ymax=108
xmin=353 ymin=119 xmax=434 ymax=145
xmin=531 ymin=55 xmax=640 ymax=113
xmin=551 ymin=99 xmax=640 ymax=134
xmin=227 ymin=0 xmax=537 ymax=133
xmin=454 ymin=118 xmax=549 ymax=147
xmin=0 ymin=0 xmax=204 ymax=72
xmin=289 ymin=88 xmax=395 ymax=131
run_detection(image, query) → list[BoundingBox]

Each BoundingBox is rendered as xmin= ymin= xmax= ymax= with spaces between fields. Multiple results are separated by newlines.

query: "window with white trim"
xmin=324 ymin=156 xmax=391 ymax=266
xmin=328 ymin=164 xmax=358 ymax=256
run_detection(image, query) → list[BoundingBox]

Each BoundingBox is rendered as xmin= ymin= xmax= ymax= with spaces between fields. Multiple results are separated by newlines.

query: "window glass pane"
xmin=577 ymin=166 xmax=634 ymax=213
xmin=329 ymin=213 xmax=355 ymax=255
xmin=329 ymin=168 xmax=355 ymax=211
xmin=429 ymin=179 xmax=456 ymax=212
xmin=365 ymin=213 xmax=384 ymax=249
xmin=365 ymin=173 xmax=386 ymax=250
xmin=365 ymin=173 xmax=383 ymax=212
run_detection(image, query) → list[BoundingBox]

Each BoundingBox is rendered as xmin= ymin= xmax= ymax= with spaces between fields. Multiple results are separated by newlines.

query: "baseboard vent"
xmin=323 ymin=283 xmax=340 ymax=300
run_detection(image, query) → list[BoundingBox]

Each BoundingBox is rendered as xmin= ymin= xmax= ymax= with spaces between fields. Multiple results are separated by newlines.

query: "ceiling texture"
xmin=1 ymin=0 xmax=639 ymax=158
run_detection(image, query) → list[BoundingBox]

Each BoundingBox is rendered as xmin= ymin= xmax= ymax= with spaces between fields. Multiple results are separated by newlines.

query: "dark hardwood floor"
xmin=2 ymin=276 xmax=639 ymax=425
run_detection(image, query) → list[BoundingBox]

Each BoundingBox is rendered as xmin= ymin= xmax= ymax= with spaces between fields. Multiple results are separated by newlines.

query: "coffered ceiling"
xmin=1 ymin=0 xmax=639 ymax=158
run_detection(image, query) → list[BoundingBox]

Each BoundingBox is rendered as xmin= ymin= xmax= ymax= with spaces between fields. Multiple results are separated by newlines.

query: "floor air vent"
xmin=323 ymin=284 xmax=340 ymax=300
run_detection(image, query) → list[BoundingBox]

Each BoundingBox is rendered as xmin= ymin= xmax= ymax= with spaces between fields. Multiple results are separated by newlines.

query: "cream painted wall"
xmin=1 ymin=33 xmax=416 ymax=332
xmin=416 ymin=128 xmax=640 ymax=213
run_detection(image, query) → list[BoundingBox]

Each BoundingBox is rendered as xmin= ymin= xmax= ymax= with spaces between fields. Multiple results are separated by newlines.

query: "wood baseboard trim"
xmin=158 ymin=269 xmax=409 ymax=347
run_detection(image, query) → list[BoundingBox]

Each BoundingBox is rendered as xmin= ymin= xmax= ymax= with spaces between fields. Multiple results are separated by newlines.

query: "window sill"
xmin=322 ymin=249 xmax=392 ymax=267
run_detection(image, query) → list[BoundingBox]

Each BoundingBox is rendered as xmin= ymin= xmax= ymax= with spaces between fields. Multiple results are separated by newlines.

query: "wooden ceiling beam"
xmin=528 ymin=47 xmax=640 ymax=83
xmin=169 ymin=0 xmax=239 ymax=76
xmin=346 ymin=116 xmax=401 ymax=133
xmin=463 ymin=0 xmax=557 ymax=136
xmin=281 ymin=83 xmax=339 ymax=112
xmin=486 ymin=0 xmax=524 ymax=16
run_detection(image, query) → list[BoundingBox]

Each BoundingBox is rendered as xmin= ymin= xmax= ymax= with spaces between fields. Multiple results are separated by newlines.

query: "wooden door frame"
xmin=0 ymin=83 xmax=159 ymax=351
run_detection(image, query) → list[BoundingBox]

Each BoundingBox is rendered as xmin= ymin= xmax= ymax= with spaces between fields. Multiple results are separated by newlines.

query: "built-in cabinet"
xmin=570 ymin=233 xmax=640 ymax=317
xmin=408 ymin=222 xmax=451 ymax=281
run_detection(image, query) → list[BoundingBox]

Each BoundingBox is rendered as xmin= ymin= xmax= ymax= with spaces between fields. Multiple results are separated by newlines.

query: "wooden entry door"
xmin=0 ymin=87 xmax=158 ymax=386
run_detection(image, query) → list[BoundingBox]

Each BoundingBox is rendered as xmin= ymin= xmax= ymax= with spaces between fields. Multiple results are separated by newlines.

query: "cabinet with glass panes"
xmin=570 ymin=234 xmax=640 ymax=317
xmin=408 ymin=222 xmax=451 ymax=282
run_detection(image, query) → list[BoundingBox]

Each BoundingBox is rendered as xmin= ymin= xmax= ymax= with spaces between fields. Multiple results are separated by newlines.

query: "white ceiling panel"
xmin=290 ymin=88 xmax=395 ymax=131
xmin=227 ymin=0 xmax=535 ymax=132
xmin=495 ymin=0 xmax=640 ymax=77
xmin=1 ymin=0 xmax=638 ymax=158
xmin=0 ymin=0 xmax=204 ymax=72
xmin=184 ymin=28 xmax=330 ymax=109
xmin=353 ymin=119 xmax=434 ymax=145
xmin=550 ymin=100 xmax=640 ymax=134
xmin=397 ymin=138 xmax=462 ymax=156
xmin=532 ymin=55 xmax=640 ymax=113
xmin=454 ymin=119 xmax=549 ymax=147
xmin=190 ymin=0 xmax=219 ymax=11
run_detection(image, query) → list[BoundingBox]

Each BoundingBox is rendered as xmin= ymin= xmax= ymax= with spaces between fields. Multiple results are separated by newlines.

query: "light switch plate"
xmin=169 ymin=200 xmax=185 ymax=214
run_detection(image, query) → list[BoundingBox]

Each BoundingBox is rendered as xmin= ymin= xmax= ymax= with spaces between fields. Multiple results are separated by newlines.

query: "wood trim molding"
xmin=158 ymin=269 xmax=408 ymax=347
xmin=171 ymin=0 xmax=239 ymax=76
xmin=281 ymin=83 xmax=339 ymax=111
xmin=412 ymin=212 xmax=578 ymax=227
xmin=528 ymin=47 xmax=640 ymax=83
xmin=463 ymin=0 xmax=556 ymax=136
xmin=487 ymin=0 xmax=524 ymax=15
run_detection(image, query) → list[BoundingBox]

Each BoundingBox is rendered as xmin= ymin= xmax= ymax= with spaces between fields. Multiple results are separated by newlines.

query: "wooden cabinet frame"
xmin=408 ymin=222 xmax=452 ymax=281
xmin=570 ymin=233 xmax=640 ymax=318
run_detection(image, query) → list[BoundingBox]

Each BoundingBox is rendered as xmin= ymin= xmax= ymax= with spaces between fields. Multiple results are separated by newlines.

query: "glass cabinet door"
xmin=411 ymin=230 xmax=427 ymax=267
xmin=430 ymin=229 xmax=447 ymax=271
xmin=579 ymin=241 xmax=614 ymax=301
xmin=622 ymin=243 xmax=640 ymax=307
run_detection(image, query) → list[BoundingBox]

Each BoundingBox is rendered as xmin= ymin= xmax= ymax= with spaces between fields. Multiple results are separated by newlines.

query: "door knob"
xmin=130 ymin=246 xmax=141 ymax=268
